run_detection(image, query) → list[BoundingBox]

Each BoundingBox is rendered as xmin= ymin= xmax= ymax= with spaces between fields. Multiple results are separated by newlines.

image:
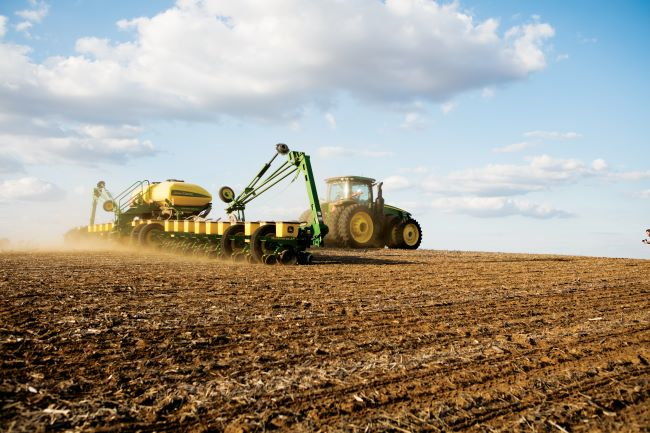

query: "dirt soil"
xmin=1 ymin=248 xmax=649 ymax=432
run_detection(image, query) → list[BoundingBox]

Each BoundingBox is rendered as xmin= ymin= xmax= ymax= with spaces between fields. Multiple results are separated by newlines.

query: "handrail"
xmin=114 ymin=180 xmax=151 ymax=213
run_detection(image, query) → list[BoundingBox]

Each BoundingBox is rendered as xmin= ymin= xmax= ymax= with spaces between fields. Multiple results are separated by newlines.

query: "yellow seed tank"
xmin=131 ymin=181 xmax=212 ymax=208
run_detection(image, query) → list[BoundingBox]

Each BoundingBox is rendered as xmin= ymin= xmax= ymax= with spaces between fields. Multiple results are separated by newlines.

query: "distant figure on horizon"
xmin=643 ymin=229 xmax=650 ymax=244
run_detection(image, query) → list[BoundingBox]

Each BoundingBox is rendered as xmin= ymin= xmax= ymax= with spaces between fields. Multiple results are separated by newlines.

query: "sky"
xmin=0 ymin=0 xmax=648 ymax=258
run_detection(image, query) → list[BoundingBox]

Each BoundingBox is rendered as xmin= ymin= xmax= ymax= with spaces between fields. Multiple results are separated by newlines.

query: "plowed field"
xmin=1 ymin=249 xmax=649 ymax=432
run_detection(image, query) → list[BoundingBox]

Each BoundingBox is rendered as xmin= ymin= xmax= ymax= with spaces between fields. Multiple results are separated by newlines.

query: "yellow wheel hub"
xmin=350 ymin=212 xmax=374 ymax=244
xmin=402 ymin=223 xmax=420 ymax=247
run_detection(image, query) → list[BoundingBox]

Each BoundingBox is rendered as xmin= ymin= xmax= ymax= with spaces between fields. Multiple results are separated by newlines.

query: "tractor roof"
xmin=325 ymin=176 xmax=376 ymax=184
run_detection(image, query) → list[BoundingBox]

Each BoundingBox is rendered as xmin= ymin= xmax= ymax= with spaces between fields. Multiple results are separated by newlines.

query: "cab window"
xmin=327 ymin=183 xmax=345 ymax=202
xmin=350 ymin=183 xmax=370 ymax=202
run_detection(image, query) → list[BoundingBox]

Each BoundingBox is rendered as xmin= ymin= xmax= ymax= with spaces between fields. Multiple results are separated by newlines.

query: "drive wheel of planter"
xmin=130 ymin=223 xmax=145 ymax=246
xmin=221 ymin=224 xmax=246 ymax=259
xmin=251 ymin=224 xmax=277 ymax=264
xmin=139 ymin=223 xmax=164 ymax=249
xmin=337 ymin=204 xmax=375 ymax=248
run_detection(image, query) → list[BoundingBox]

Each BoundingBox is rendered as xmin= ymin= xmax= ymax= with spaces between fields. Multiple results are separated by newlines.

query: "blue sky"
xmin=0 ymin=0 xmax=648 ymax=258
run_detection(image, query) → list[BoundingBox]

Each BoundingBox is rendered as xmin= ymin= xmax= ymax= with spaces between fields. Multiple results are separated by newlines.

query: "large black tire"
xmin=221 ymin=224 xmax=246 ymax=259
xmin=337 ymin=204 xmax=376 ymax=248
xmin=250 ymin=224 xmax=277 ymax=264
xmin=130 ymin=223 xmax=145 ymax=246
xmin=383 ymin=215 xmax=402 ymax=249
xmin=395 ymin=218 xmax=422 ymax=250
xmin=138 ymin=223 xmax=165 ymax=248
xmin=323 ymin=207 xmax=343 ymax=247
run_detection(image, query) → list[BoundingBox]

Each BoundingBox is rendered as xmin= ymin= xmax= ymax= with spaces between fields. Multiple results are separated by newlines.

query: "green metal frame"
xmin=224 ymin=145 xmax=328 ymax=247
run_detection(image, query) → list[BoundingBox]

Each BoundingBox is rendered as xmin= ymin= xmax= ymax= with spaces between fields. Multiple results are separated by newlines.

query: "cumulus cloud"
xmin=0 ymin=0 xmax=555 ymax=168
xmin=441 ymin=101 xmax=457 ymax=115
xmin=422 ymin=155 xmax=595 ymax=196
xmin=494 ymin=130 xmax=582 ymax=153
xmin=324 ymin=112 xmax=336 ymax=129
xmin=481 ymin=87 xmax=495 ymax=98
xmin=16 ymin=1 xmax=49 ymax=23
xmin=430 ymin=196 xmax=571 ymax=219
xmin=0 ymin=177 xmax=61 ymax=203
xmin=318 ymin=146 xmax=392 ymax=158
xmin=493 ymin=141 xmax=535 ymax=153
xmin=523 ymin=130 xmax=582 ymax=140
xmin=0 ymin=116 xmax=155 ymax=166
xmin=383 ymin=175 xmax=412 ymax=191
xmin=0 ymin=0 xmax=555 ymax=124
xmin=422 ymin=154 xmax=646 ymax=197
xmin=400 ymin=112 xmax=426 ymax=130
xmin=0 ymin=15 xmax=7 ymax=38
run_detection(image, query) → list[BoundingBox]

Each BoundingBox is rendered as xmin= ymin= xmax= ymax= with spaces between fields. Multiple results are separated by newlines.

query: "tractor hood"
xmin=384 ymin=204 xmax=411 ymax=218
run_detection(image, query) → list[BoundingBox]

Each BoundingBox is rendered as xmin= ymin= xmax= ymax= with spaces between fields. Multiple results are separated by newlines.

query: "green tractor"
xmin=300 ymin=176 xmax=422 ymax=249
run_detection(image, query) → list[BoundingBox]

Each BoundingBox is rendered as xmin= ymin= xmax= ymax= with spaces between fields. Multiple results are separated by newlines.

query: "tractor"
xmin=300 ymin=176 xmax=422 ymax=249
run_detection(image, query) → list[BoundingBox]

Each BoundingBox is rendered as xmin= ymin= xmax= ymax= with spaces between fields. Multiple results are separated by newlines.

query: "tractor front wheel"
xmin=396 ymin=218 xmax=422 ymax=250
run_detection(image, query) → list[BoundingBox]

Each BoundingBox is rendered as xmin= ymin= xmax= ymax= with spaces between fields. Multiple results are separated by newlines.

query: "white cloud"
xmin=505 ymin=22 xmax=555 ymax=70
xmin=399 ymin=165 xmax=429 ymax=174
xmin=607 ymin=171 xmax=650 ymax=181
xmin=638 ymin=189 xmax=650 ymax=199
xmin=400 ymin=112 xmax=426 ymax=130
xmin=0 ymin=154 xmax=24 ymax=174
xmin=422 ymin=155 xmax=646 ymax=197
xmin=523 ymin=130 xmax=582 ymax=140
xmin=0 ymin=177 xmax=61 ymax=203
xmin=556 ymin=53 xmax=569 ymax=62
xmin=577 ymin=33 xmax=597 ymax=44
xmin=15 ymin=21 xmax=32 ymax=33
xmin=324 ymin=112 xmax=336 ymax=129
xmin=383 ymin=175 xmax=412 ymax=191
xmin=591 ymin=158 xmax=608 ymax=171
xmin=318 ymin=146 xmax=392 ymax=158
xmin=0 ymin=1 xmax=556 ymax=168
xmin=481 ymin=87 xmax=495 ymax=98
xmin=493 ymin=141 xmax=535 ymax=153
xmin=423 ymin=155 xmax=593 ymax=196
xmin=16 ymin=1 xmax=49 ymax=23
xmin=441 ymin=101 xmax=457 ymax=115
xmin=0 ymin=116 xmax=155 ymax=166
xmin=430 ymin=196 xmax=571 ymax=219
xmin=0 ymin=1 xmax=555 ymax=124
xmin=0 ymin=15 xmax=7 ymax=38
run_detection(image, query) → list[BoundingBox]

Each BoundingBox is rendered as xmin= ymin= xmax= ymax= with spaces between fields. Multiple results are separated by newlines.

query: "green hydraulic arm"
xmin=222 ymin=143 xmax=328 ymax=247
xmin=90 ymin=181 xmax=117 ymax=226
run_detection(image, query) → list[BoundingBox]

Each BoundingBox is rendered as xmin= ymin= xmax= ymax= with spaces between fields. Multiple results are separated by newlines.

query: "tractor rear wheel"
xmin=324 ymin=207 xmax=343 ymax=247
xmin=139 ymin=223 xmax=164 ymax=248
xmin=251 ymin=224 xmax=277 ymax=264
xmin=395 ymin=218 xmax=422 ymax=249
xmin=337 ymin=204 xmax=376 ymax=248
xmin=221 ymin=224 xmax=246 ymax=259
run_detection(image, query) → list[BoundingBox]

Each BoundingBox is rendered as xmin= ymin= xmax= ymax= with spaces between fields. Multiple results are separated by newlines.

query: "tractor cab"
xmin=325 ymin=176 xmax=375 ymax=205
